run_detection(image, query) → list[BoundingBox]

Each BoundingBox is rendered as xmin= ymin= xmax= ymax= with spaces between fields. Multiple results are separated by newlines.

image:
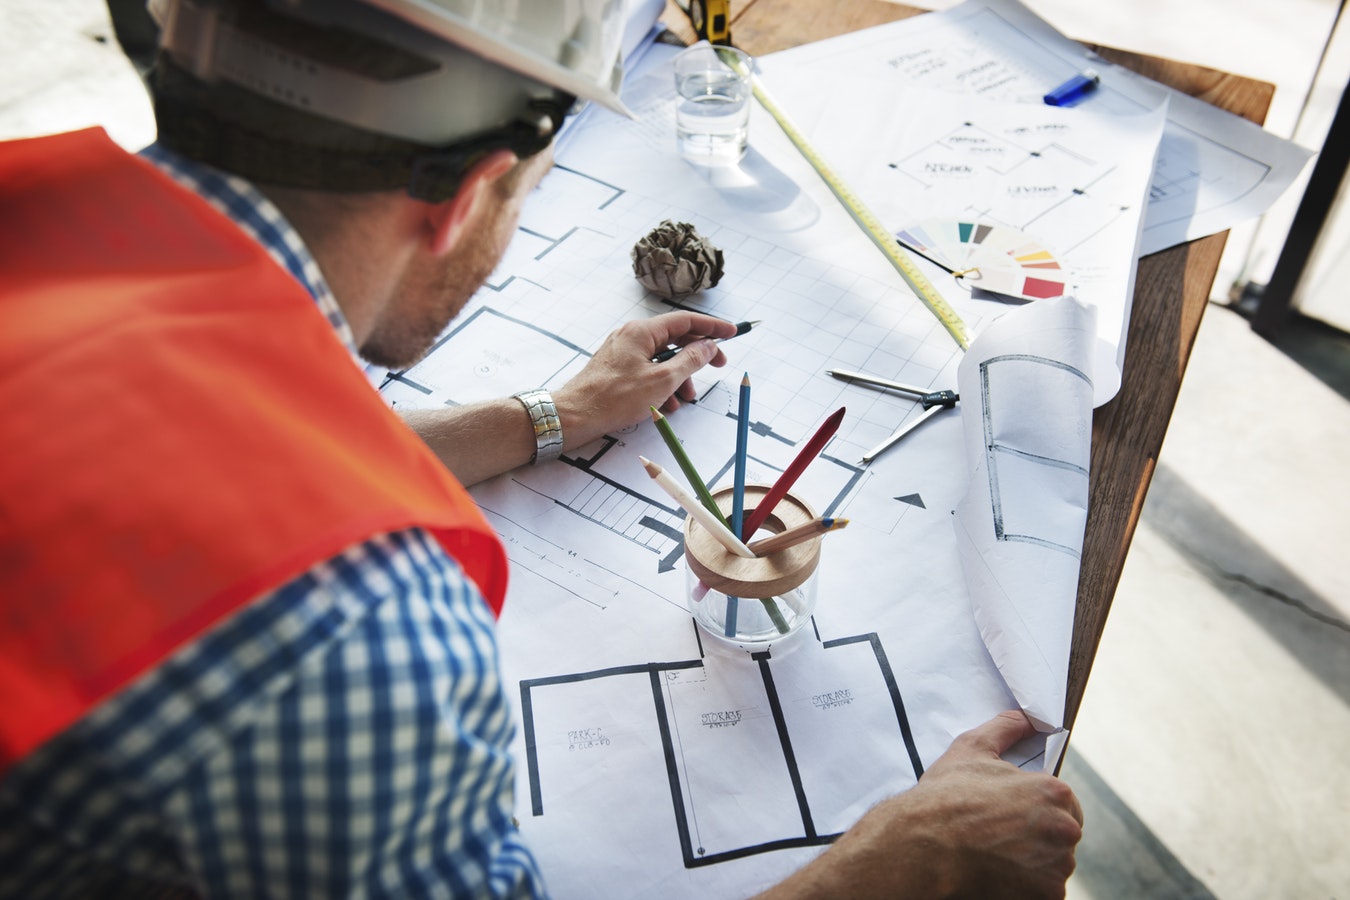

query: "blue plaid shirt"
xmin=0 ymin=145 xmax=545 ymax=899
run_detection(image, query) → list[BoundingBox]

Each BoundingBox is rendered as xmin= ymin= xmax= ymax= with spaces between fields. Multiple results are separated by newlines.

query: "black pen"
xmin=652 ymin=320 xmax=760 ymax=363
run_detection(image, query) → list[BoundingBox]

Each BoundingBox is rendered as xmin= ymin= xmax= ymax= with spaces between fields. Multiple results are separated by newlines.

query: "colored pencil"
xmin=740 ymin=406 xmax=845 ymax=539
xmin=640 ymin=457 xmax=755 ymax=559
xmin=731 ymin=373 xmax=751 ymax=541
xmin=650 ymin=407 xmax=729 ymax=528
xmin=748 ymin=517 xmax=848 ymax=556
xmin=728 ymin=373 xmax=751 ymax=636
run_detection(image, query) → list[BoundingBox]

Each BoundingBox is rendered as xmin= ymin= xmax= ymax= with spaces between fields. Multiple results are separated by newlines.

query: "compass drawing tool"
xmin=827 ymin=369 xmax=959 ymax=465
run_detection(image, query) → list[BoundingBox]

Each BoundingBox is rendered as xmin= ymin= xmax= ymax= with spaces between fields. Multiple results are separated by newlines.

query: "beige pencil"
xmin=747 ymin=517 xmax=848 ymax=557
xmin=639 ymin=456 xmax=756 ymax=559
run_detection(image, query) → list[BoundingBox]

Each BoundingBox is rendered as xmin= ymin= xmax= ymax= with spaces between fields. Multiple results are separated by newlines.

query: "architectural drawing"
xmin=520 ymin=621 xmax=924 ymax=867
xmin=379 ymin=159 xmax=967 ymax=542
xmin=359 ymin=2 xmax=1307 ymax=887
xmin=761 ymin=0 xmax=1309 ymax=257
xmin=372 ymin=56 xmax=1043 ymax=893
xmin=761 ymin=75 xmax=1160 ymax=404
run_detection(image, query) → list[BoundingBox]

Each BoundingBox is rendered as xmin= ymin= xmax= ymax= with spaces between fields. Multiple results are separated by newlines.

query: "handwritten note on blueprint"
xmin=759 ymin=0 xmax=1311 ymax=259
xmin=378 ymin=36 xmax=1089 ymax=900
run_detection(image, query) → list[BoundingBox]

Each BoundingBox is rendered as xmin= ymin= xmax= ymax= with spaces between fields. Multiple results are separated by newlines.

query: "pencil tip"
xmin=741 ymin=372 xmax=750 ymax=385
xmin=649 ymin=406 xmax=661 ymax=421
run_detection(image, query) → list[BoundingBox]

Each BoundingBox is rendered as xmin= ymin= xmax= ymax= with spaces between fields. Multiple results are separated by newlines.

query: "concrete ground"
xmin=3 ymin=1 xmax=1347 ymax=897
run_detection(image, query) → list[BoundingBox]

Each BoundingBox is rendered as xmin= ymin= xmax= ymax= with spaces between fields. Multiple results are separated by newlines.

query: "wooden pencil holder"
xmin=684 ymin=485 xmax=821 ymax=650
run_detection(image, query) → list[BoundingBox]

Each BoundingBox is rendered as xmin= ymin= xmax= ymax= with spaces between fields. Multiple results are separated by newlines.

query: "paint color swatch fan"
xmin=894 ymin=220 xmax=1068 ymax=302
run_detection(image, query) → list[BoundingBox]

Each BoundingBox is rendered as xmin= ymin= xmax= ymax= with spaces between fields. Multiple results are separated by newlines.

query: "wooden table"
xmin=663 ymin=0 xmax=1275 ymax=733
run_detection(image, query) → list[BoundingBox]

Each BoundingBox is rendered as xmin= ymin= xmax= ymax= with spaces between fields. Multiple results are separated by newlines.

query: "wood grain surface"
xmin=685 ymin=486 xmax=820 ymax=598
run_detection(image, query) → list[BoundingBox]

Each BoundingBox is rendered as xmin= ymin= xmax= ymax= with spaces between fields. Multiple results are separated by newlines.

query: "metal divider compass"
xmin=827 ymin=369 xmax=959 ymax=465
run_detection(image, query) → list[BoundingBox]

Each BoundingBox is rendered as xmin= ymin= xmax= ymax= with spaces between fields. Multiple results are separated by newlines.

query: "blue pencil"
xmin=726 ymin=373 xmax=751 ymax=636
xmin=732 ymin=373 xmax=750 ymax=538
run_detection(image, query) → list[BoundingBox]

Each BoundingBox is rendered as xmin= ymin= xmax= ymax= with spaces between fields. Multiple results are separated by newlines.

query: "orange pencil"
xmin=747 ymin=517 xmax=848 ymax=557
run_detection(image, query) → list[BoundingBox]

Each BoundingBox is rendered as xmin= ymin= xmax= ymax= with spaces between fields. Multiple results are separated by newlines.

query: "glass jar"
xmin=684 ymin=485 xmax=821 ymax=652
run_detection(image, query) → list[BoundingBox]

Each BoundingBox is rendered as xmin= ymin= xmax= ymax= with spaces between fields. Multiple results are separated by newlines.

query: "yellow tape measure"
xmin=724 ymin=52 xmax=970 ymax=349
xmin=677 ymin=0 xmax=732 ymax=45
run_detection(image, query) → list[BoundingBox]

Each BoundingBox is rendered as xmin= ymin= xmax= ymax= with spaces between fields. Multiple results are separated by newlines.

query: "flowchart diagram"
xmin=887 ymin=118 xmax=1133 ymax=262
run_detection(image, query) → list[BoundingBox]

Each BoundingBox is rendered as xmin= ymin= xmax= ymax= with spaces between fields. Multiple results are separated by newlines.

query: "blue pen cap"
xmin=1044 ymin=69 xmax=1100 ymax=107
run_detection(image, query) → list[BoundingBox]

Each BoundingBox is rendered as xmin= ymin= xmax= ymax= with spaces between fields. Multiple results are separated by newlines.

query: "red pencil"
xmin=740 ymin=406 xmax=845 ymax=539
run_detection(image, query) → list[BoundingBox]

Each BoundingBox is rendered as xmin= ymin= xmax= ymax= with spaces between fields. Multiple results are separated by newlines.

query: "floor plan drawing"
xmin=519 ymin=622 xmax=924 ymax=868
xmin=378 ymin=157 xmax=973 ymax=548
xmin=371 ymin=48 xmax=1054 ymax=893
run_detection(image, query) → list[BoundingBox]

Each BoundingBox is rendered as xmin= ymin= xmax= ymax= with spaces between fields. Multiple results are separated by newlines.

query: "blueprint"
xmin=375 ymin=22 xmax=1102 ymax=899
xmin=759 ymin=0 xmax=1312 ymax=259
xmin=760 ymin=78 xmax=1164 ymax=404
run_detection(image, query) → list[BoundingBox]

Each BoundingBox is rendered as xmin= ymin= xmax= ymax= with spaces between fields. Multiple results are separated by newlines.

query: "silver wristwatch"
xmin=512 ymin=389 xmax=564 ymax=465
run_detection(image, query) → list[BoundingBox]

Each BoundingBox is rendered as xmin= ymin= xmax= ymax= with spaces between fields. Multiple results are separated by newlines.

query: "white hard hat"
xmin=152 ymin=0 xmax=633 ymax=147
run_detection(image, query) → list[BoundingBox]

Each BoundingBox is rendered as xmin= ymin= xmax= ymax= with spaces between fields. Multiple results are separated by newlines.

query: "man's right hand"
xmin=757 ymin=710 xmax=1083 ymax=899
xmin=553 ymin=311 xmax=740 ymax=440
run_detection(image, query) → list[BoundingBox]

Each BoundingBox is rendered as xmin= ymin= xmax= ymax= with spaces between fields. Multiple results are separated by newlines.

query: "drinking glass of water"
xmin=674 ymin=42 xmax=752 ymax=166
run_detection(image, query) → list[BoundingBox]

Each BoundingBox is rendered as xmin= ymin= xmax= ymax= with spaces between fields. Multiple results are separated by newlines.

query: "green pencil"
xmin=760 ymin=598 xmax=789 ymax=634
xmin=650 ymin=407 xmax=730 ymax=528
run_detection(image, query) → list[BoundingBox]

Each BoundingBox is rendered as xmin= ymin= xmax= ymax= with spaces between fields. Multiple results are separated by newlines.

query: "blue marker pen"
xmin=1044 ymin=69 xmax=1099 ymax=106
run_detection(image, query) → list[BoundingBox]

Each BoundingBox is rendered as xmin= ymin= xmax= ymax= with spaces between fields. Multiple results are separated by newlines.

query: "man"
xmin=0 ymin=0 xmax=1082 ymax=896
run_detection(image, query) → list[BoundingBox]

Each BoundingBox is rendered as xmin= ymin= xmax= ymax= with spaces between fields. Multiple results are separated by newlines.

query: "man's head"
xmin=359 ymin=144 xmax=557 ymax=369
xmin=146 ymin=0 xmax=629 ymax=201
xmin=141 ymin=0 xmax=628 ymax=367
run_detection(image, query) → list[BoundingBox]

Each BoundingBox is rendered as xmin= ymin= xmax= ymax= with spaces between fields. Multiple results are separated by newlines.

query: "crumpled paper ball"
xmin=631 ymin=220 xmax=724 ymax=300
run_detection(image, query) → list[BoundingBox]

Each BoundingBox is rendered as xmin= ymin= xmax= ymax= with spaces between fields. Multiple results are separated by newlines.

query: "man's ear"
xmin=425 ymin=149 xmax=518 ymax=256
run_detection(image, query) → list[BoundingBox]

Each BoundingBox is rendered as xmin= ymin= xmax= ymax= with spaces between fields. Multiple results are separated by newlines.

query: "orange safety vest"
xmin=0 ymin=128 xmax=509 ymax=775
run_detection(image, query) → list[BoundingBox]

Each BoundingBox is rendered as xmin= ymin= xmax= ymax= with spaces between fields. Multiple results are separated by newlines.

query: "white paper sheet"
xmin=753 ymin=72 xmax=1165 ymax=404
xmin=954 ymin=295 xmax=1098 ymax=733
xmin=759 ymin=0 xmax=1312 ymax=258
